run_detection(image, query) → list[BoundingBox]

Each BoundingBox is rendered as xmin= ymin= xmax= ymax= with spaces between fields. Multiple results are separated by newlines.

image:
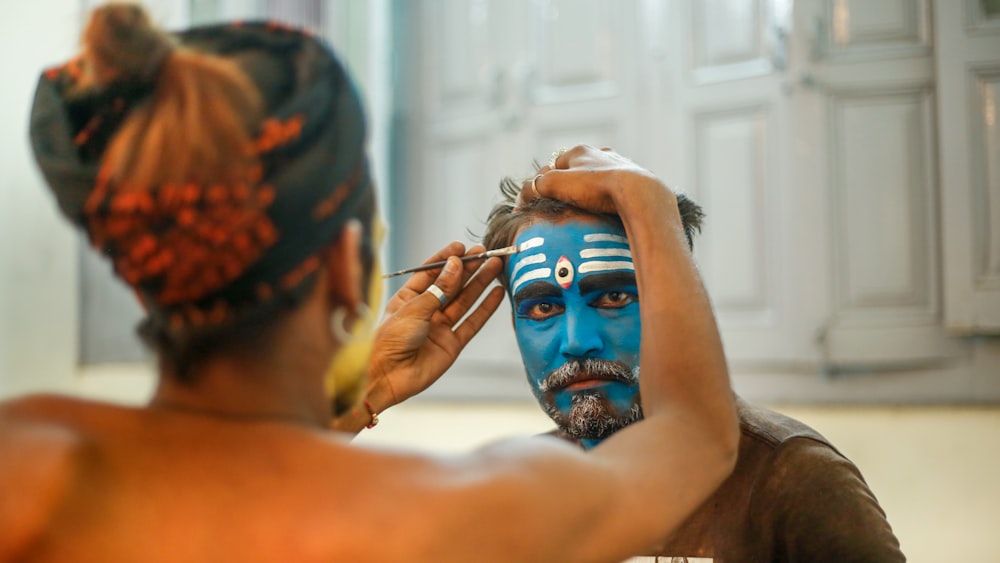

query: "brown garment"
xmin=554 ymin=398 xmax=906 ymax=562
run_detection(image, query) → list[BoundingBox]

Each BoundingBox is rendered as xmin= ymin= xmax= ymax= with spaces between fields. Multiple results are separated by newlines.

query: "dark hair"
xmin=481 ymin=174 xmax=705 ymax=290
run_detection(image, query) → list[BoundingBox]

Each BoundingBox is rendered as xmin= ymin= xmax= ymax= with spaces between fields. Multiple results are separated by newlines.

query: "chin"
xmin=554 ymin=392 xmax=643 ymax=442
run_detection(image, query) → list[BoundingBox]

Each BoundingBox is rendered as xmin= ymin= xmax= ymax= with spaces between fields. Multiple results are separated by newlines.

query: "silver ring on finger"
xmin=530 ymin=174 xmax=544 ymax=198
xmin=426 ymin=283 xmax=448 ymax=307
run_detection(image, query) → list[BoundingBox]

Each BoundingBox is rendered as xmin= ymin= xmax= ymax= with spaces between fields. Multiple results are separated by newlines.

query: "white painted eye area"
xmin=555 ymin=256 xmax=574 ymax=288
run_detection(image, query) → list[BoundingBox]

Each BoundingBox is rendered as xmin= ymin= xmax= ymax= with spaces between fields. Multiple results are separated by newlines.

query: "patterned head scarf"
xmin=29 ymin=21 xmax=376 ymax=332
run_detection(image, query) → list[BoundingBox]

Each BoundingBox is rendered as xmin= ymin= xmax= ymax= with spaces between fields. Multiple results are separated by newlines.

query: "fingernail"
xmin=444 ymin=256 xmax=459 ymax=274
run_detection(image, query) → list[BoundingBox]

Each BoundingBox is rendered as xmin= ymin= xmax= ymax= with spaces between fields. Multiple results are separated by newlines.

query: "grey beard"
xmin=534 ymin=359 xmax=643 ymax=442
xmin=560 ymin=393 xmax=643 ymax=441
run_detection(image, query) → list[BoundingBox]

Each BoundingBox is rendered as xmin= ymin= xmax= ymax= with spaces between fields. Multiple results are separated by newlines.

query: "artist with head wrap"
xmin=0 ymin=3 xmax=738 ymax=561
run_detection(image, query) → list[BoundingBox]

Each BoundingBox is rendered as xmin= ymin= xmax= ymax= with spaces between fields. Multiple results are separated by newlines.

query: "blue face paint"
xmin=507 ymin=218 xmax=642 ymax=447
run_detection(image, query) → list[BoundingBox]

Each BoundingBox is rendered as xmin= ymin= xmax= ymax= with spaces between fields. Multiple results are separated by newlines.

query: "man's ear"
xmin=324 ymin=220 xmax=363 ymax=312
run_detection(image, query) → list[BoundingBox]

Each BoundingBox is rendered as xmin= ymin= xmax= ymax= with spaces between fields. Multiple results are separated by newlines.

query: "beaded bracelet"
xmin=363 ymin=401 xmax=379 ymax=429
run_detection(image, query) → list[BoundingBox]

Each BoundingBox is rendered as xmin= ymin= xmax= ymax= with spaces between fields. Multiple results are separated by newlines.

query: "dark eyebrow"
xmin=513 ymin=281 xmax=561 ymax=304
xmin=578 ymin=272 xmax=638 ymax=295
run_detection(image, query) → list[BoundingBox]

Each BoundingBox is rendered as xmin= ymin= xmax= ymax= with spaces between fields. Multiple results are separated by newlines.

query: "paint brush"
xmin=383 ymin=237 xmax=544 ymax=278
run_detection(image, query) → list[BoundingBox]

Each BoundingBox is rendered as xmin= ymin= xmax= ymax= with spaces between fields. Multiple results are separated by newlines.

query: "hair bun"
xmin=84 ymin=2 xmax=175 ymax=85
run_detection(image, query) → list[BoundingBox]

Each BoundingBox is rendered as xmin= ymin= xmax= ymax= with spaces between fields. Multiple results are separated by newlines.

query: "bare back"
xmin=1 ymin=395 xmax=668 ymax=563
xmin=0 ymin=395 xmax=450 ymax=562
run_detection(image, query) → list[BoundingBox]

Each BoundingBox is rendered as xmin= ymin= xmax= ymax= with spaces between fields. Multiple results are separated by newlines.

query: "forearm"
xmin=523 ymin=147 xmax=735 ymax=436
xmin=592 ymin=178 xmax=738 ymax=538
xmin=515 ymin=145 xmax=740 ymax=543
xmin=615 ymin=180 xmax=737 ymax=445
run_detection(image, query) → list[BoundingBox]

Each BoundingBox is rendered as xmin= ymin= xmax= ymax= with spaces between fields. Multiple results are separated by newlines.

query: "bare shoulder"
xmin=0 ymin=395 xmax=91 ymax=560
xmin=318 ymin=435 xmax=617 ymax=562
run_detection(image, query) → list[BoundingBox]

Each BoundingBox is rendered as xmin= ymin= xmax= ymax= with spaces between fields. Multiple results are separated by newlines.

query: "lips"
xmin=564 ymin=374 xmax=622 ymax=391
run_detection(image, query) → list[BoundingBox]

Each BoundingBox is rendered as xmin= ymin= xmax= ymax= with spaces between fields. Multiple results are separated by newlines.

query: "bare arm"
xmin=342 ymin=146 xmax=737 ymax=560
xmin=507 ymin=145 xmax=739 ymax=556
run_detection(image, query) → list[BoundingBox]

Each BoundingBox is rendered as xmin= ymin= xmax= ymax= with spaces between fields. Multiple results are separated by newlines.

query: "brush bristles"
xmin=485 ymin=245 xmax=519 ymax=257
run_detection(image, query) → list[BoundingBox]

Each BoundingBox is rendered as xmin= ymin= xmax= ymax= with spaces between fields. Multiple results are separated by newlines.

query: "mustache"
xmin=539 ymin=359 xmax=638 ymax=393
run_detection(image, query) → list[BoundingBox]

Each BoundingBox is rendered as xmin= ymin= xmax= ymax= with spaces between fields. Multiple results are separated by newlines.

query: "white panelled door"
xmin=397 ymin=0 xmax=1000 ymax=401
xmin=793 ymin=0 xmax=963 ymax=368
xmin=658 ymin=0 xmax=804 ymax=366
xmin=397 ymin=0 xmax=644 ymax=387
xmin=936 ymin=0 xmax=1000 ymax=332
xmin=660 ymin=0 xmax=965 ymax=376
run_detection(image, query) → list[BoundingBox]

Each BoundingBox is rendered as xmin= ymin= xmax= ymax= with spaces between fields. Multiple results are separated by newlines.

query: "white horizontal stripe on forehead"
xmin=579 ymin=248 xmax=632 ymax=259
xmin=512 ymin=268 xmax=552 ymax=294
xmin=510 ymin=253 xmax=547 ymax=280
xmin=583 ymin=233 xmax=628 ymax=244
xmin=519 ymin=236 xmax=545 ymax=251
xmin=578 ymin=261 xmax=636 ymax=274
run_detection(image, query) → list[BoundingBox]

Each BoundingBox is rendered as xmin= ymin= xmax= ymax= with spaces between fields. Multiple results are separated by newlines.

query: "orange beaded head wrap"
xmin=29 ymin=9 xmax=377 ymax=337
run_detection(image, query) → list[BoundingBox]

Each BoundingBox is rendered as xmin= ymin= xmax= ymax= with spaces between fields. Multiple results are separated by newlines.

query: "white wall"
xmin=0 ymin=0 xmax=389 ymax=399
xmin=0 ymin=0 xmax=82 ymax=397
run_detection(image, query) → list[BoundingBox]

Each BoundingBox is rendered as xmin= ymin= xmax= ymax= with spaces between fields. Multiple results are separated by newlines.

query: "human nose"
xmin=559 ymin=310 xmax=603 ymax=360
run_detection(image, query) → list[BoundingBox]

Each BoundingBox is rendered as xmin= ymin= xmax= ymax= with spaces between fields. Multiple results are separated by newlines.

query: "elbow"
xmin=719 ymin=426 xmax=739 ymax=476
xmin=696 ymin=424 xmax=738 ymax=497
xmin=690 ymin=398 xmax=739 ymax=483
xmin=714 ymin=404 xmax=740 ymax=478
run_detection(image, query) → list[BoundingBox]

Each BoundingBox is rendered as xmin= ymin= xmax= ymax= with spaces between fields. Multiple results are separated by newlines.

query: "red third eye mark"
xmin=555 ymin=256 xmax=574 ymax=288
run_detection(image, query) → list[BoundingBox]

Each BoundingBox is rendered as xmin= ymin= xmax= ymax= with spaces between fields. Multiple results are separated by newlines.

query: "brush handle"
xmin=383 ymin=251 xmax=490 ymax=278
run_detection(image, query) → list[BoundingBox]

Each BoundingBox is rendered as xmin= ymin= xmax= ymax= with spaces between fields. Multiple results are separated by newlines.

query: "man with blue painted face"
xmin=484 ymin=145 xmax=906 ymax=562
xmin=503 ymin=211 xmax=645 ymax=448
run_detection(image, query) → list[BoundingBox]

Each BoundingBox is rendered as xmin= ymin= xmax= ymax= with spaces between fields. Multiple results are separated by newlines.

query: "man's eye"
xmin=517 ymin=301 xmax=564 ymax=320
xmin=592 ymin=291 xmax=636 ymax=308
